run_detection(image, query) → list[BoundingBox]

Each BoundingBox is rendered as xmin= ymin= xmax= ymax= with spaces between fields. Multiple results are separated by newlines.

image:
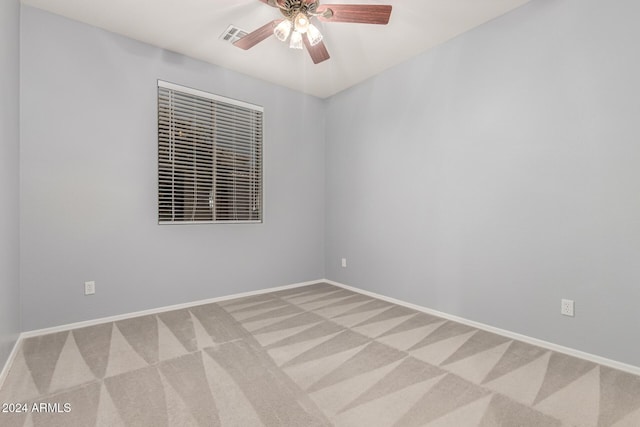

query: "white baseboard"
xmin=0 ymin=335 xmax=23 ymax=391
xmin=21 ymin=279 xmax=324 ymax=339
xmin=2 ymin=279 xmax=324 ymax=388
xmin=325 ymin=279 xmax=640 ymax=377
xmin=7 ymin=277 xmax=639 ymax=385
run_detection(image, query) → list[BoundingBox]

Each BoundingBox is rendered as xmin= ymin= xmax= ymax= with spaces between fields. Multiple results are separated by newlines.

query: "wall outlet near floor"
xmin=341 ymin=258 xmax=347 ymax=268
xmin=561 ymin=299 xmax=574 ymax=317
xmin=85 ymin=281 xmax=96 ymax=295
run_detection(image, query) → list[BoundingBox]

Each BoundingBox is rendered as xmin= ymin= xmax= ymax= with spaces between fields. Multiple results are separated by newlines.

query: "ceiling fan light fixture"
xmin=306 ymin=23 xmax=323 ymax=46
xmin=293 ymin=12 xmax=310 ymax=33
xmin=273 ymin=19 xmax=292 ymax=41
xmin=289 ymin=30 xmax=303 ymax=49
xmin=235 ymin=1 xmax=393 ymax=65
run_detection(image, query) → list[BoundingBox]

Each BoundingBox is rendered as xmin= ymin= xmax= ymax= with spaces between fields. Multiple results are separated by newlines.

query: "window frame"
xmin=157 ymin=80 xmax=264 ymax=225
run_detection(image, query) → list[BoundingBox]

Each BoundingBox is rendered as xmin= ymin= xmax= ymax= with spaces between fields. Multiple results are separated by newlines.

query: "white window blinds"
xmin=158 ymin=81 xmax=263 ymax=224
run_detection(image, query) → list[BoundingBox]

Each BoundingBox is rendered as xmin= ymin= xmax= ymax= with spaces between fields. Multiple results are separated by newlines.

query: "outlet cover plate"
xmin=561 ymin=299 xmax=574 ymax=317
xmin=85 ymin=281 xmax=96 ymax=295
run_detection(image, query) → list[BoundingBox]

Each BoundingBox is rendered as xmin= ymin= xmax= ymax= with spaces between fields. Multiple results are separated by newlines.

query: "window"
xmin=158 ymin=81 xmax=263 ymax=224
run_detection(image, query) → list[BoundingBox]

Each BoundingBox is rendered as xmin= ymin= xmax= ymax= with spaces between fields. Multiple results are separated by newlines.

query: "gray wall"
xmin=0 ymin=0 xmax=22 ymax=366
xmin=20 ymin=6 xmax=325 ymax=331
xmin=325 ymin=0 xmax=640 ymax=367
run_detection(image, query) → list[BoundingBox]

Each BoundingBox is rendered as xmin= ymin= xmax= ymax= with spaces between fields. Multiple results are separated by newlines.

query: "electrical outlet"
xmin=85 ymin=281 xmax=96 ymax=295
xmin=341 ymin=258 xmax=347 ymax=268
xmin=561 ymin=299 xmax=574 ymax=317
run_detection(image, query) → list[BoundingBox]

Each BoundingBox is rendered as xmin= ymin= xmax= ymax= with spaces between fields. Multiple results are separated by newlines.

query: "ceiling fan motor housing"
xmin=280 ymin=0 xmax=319 ymax=19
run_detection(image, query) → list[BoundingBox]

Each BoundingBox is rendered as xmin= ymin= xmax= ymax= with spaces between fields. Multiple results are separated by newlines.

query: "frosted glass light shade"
xmin=289 ymin=30 xmax=303 ymax=49
xmin=306 ymin=24 xmax=323 ymax=46
xmin=274 ymin=20 xmax=292 ymax=42
xmin=294 ymin=12 xmax=310 ymax=33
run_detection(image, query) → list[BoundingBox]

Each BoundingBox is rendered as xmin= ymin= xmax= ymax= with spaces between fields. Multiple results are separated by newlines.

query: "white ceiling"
xmin=21 ymin=0 xmax=531 ymax=98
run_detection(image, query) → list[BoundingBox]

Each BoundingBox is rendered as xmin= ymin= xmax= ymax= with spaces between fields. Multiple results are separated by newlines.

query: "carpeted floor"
xmin=1 ymin=282 xmax=640 ymax=426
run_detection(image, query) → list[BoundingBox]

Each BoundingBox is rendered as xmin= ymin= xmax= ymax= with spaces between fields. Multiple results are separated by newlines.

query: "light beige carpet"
xmin=1 ymin=282 xmax=640 ymax=426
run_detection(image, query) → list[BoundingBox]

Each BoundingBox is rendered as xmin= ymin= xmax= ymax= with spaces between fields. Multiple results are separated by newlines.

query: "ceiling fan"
xmin=234 ymin=0 xmax=392 ymax=64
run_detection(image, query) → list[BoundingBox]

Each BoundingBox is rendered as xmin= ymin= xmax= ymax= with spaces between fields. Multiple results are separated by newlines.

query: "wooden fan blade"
xmin=303 ymin=33 xmax=330 ymax=64
xmin=318 ymin=5 xmax=392 ymax=24
xmin=234 ymin=20 xmax=282 ymax=50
